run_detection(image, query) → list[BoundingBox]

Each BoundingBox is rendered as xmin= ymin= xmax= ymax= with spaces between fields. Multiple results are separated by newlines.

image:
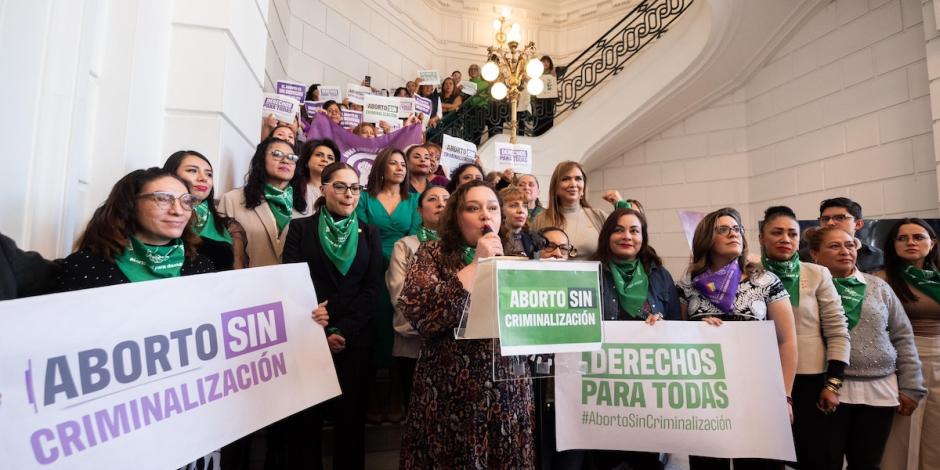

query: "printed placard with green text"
xmin=496 ymin=261 xmax=603 ymax=355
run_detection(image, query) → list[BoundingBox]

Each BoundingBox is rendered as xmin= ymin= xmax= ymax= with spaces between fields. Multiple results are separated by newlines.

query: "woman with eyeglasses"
xmin=55 ymin=167 xmax=219 ymax=469
xmin=272 ymin=162 xmax=383 ymax=470
xmin=757 ymin=206 xmax=850 ymax=469
xmin=530 ymin=161 xmax=627 ymax=260
xmin=356 ymin=147 xmax=421 ymax=423
xmin=386 ymin=185 xmax=450 ymax=408
xmin=163 ymin=150 xmax=247 ymax=270
xmin=876 ymin=218 xmax=940 ymax=470
xmin=218 ymin=137 xmax=308 ymax=268
xmin=808 ymin=227 xmax=925 ymax=469
xmin=537 ymin=227 xmax=576 ymax=260
xmin=322 ymin=100 xmax=343 ymax=127
xmin=398 ymin=180 xmax=535 ymax=468
xmin=298 ymin=138 xmax=339 ymax=203
xmin=678 ymin=207 xmax=797 ymax=470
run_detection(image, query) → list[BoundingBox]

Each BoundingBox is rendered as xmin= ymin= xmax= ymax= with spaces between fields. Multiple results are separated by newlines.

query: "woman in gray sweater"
xmin=809 ymin=226 xmax=926 ymax=469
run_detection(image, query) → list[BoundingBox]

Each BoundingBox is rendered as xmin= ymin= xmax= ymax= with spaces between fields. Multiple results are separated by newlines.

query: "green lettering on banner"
xmin=497 ymin=268 xmax=603 ymax=349
xmin=580 ymin=343 xmax=725 ymax=380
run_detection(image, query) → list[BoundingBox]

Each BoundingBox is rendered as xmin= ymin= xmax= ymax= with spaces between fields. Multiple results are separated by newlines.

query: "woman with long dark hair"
xmin=298 ymin=138 xmax=339 ymax=203
xmin=356 ymin=147 xmax=421 ymax=422
xmin=398 ymin=180 xmax=535 ymax=468
xmin=218 ymin=137 xmax=309 ymax=267
xmin=678 ymin=207 xmax=797 ymax=470
xmin=877 ymin=218 xmax=940 ymax=470
xmin=274 ymin=162 xmax=383 ymax=469
xmin=445 ymin=162 xmax=484 ymax=194
xmin=163 ymin=150 xmax=247 ymax=270
xmin=757 ymin=205 xmax=850 ymax=468
xmin=809 ymin=227 xmax=925 ymax=469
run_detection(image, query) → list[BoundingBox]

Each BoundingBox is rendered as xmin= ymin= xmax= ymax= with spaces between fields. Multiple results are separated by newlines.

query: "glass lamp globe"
xmin=481 ymin=61 xmax=500 ymax=81
xmin=526 ymin=77 xmax=544 ymax=95
xmin=525 ymin=58 xmax=544 ymax=79
xmin=491 ymin=82 xmax=508 ymax=100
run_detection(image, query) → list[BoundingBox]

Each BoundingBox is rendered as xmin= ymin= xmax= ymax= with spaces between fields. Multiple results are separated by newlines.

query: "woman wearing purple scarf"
xmin=677 ymin=207 xmax=798 ymax=470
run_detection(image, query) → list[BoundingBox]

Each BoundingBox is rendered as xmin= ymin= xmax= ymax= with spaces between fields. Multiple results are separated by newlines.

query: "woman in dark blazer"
xmin=274 ymin=161 xmax=383 ymax=470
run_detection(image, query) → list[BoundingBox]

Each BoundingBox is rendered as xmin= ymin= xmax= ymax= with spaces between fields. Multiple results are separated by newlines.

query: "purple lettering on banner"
xmin=220 ymin=302 xmax=288 ymax=359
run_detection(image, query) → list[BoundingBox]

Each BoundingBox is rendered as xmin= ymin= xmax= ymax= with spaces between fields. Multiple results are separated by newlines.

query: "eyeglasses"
xmin=137 ymin=192 xmax=197 ymax=211
xmin=819 ymin=214 xmax=853 ymax=224
xmin=269 ymin=149 xmax=299 ymax=163
xmin=329 ymin=182 xmax=362 ymax=194
xmin=541 ymin=242 xmax=576 ymax=256
xmin=715 ymin=225 xmax=744 ymax=236
xmin=896 ymin=233 xmax=932 ymax=243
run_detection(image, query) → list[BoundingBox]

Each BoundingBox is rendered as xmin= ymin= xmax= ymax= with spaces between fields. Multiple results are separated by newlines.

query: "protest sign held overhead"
xmin=461 ymin=80 xmax=478 ymax=96
xmin=397 ymin=97 xmax=415 ymax=119
xmin=440 ymin=134 xmax=477 ymax=173
xmin=417 ymin=70 xmax=441 ymax=85
xmin=318 ymin=85 xmax=342 ymax=101
xmin=275 ymin=80 xmax=307 ymax=102
xmin=262 ymin=93 xmax=300 ymax=123
xmin=414 ymin=94 xmax=432 ymax=116
xmin=494 ymin=142 xmax=533 ymax=174
xmin=346 ymin=83 xmax=372 ymax=105
xmin=363 ymin=94 xmax=401 ymax=123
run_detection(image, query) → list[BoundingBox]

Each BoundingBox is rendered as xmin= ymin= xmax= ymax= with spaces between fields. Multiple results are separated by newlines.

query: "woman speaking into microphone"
xmin=397 ymin=180 xmax=535 ymax=469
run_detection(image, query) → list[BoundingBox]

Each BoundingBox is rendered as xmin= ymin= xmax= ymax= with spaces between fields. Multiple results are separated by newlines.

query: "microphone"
xmin=482 ymin=224 xmax=494 ymax=235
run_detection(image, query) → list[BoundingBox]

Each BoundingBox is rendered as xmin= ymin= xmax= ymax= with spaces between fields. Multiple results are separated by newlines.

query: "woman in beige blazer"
xmin=759 ymin=205 xmax=851 ymax=469
xmin=219 ymin=136 xmax=313 ymax=268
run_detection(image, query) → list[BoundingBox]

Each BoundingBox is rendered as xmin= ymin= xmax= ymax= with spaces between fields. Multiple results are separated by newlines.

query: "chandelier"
xmin=481 ymin=9 xmax=544 ymax=144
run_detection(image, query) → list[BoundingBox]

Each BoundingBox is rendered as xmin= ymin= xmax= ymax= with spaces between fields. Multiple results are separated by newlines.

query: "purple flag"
xmin=305 ymin=113 xmax=423 ymax=185
xmin=692 ymin=259 xmax=741 ymax=314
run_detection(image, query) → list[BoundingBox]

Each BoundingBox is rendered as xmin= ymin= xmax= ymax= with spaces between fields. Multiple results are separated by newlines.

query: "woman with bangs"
xmin=499 ymin=185 xmax=536 ymax=258
xmin=678 ymin=207 xmax=797 ymax=470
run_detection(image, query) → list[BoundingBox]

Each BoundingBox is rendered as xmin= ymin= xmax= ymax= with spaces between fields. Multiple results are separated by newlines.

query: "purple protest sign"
xmin=414 ymin=94 xmax=432 ymax=115
xmin=306 ymin=113 xmax=423 ymax=185
xmin=276 ymin=80 xmax=306 ymax=102
xmin=341 ymin=109 xmax=363 ymax=128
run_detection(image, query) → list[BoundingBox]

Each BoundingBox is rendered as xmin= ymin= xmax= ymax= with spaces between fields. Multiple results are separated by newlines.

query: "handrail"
xmin=429 ymin=0 xmax=694 ymax=145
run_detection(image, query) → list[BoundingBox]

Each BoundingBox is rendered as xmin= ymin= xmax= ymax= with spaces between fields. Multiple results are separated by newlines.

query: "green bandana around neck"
xmin=461 ymin=246 xmax=476 ymax=266
xmin=762 ymin=253 xmax=800 ymax=307
xmin=832 ymin=275 xmax=867 ymax=330
xmin=114 ymin=237 xmax=185 ymax=282
xmin=264 ymin=184 xmax=294 ymax=234
xmin=318 ymin=209 xmax=359 ymax=275
xmin=193 ymin=201 xmax=233 ymax=244
xmin=417 ymin=225 xmax=439 ymax=243
xmin=901 ymin=263 xmax=940 ymax=305
xmin=608 ymin=259 xmax=648 ymax=318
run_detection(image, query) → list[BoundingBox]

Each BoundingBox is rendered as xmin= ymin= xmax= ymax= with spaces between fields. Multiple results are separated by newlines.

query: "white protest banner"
xmin=318 ymin=85 xmax=342 ymax=101
xmin=305 ymin=100 xmax=325 ymax=113
xmin=417 ymin=70 xmax=441 ymax=85
xmin=495 ymin=260 xmax=603 ymax=355
xmin=440 ymin=134 xmax=477 ymax=173
xmin=537 ymin=74 xmax=558 ymax=99
xmin=363 ymin=94 xmax=400 ymax=124
xmin=262 ymin=93 xmax=300 ymax=123
xmin=494 ymin=142 xmax=533 ymax=174
xmin=346 ymin=83 xmax=371 ymax=105
xmin=414 ymin=94 xmax=432 ymax=116
xmin=276 ymin=80 xmax=307 ymax=102
xmin=678 ymin=210 xmax=706 ymax=250
xmin=0 ymin=264 xmax=341 ymax=469
xmin=341 ymin=109 xmax=363 ymax=128
xmin=461 ymin=80 xmax=478 ymax=96
xmin=555 ymin=321 xmax=795 ymax=461
xmin=397 ymin=97 xmax=415 ymax=119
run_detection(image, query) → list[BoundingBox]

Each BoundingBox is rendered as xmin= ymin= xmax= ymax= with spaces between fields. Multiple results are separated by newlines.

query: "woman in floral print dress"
xmin=397 ymin=180 xmax=536 ymax=469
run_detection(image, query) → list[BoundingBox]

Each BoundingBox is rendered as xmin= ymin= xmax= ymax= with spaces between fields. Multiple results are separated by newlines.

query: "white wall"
xmin=268 ymin=0 xmax=634 ymax=93
xmin=0 ymin=0 xmax=273 ymax=258
xmin=593 ymin=0 xmax=937 ymax=276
